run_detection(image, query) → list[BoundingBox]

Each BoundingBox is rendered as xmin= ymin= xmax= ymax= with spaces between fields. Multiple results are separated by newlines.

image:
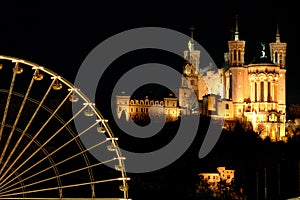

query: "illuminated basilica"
xmin=116 ymin=16 xmax=287 ymax=141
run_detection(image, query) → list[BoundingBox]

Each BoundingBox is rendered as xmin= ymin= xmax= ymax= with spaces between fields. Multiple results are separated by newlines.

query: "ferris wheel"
xmin=0 ymin=55 xmax=130 ymax=199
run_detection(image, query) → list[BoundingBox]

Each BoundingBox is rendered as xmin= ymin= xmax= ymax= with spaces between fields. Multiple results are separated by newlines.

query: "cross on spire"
xmin=189 ymin=26 xmax=195 ymax=41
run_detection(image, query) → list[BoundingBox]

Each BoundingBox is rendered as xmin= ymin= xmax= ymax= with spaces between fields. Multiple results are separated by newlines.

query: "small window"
xmin=225 ymin=103 xmax=229 ymax=109
xmin=234 ymin=50 xmax=237 ymax=61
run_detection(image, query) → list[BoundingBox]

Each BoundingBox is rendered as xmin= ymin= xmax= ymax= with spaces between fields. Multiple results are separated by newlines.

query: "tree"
xmin=195 ymin=177 xmax=244 ymax=200
xmin=196 ymin=176 xmax=214 ymax=200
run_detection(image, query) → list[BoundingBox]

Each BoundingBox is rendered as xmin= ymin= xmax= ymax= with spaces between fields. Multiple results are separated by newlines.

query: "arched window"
xmin=279 ymin=54 xmax=282 ymax=65
xmin=268 ymin=82 xmax=271 ymax=101
xmin=254 ymin=82 xmax=257 ymax=102
xmin=261 ymin=82 xmax=264 ymax=101
xmin=225 ymin=103 xmax=229 ymax=109
xmin=233 ymin=50 xmax=237 ymax=61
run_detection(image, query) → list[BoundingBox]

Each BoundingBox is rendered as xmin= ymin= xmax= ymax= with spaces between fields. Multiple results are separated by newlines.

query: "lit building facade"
xmin=198 ymin=166 xmax=235 ymax=189
xmin=115 ymin=17 xmax=287 ymax=140
xmin=116 ymin=92 xmax=179 ymax=122
xmin=179 ymin=16 xmax=287 ymax=141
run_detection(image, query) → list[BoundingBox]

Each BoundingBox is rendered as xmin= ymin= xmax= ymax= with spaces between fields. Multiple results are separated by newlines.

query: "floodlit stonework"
xmin=116 ymin=92 xmax=179 ymax=123
xmin=115 ymin=17 xmax=287 ymax=141
xmin=198 ymin=166 xmax=235 ymax=188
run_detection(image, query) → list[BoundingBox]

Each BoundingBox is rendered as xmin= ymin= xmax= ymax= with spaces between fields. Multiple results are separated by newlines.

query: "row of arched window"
xmin=129 ymin=99 xmax=178 ymax=107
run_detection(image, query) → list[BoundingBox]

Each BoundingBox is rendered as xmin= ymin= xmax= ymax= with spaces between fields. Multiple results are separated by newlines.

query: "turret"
xmin=228 ymin=15 xmax=246 ymax=67
xmin=269 ymin=21 xmax=287 ymax=68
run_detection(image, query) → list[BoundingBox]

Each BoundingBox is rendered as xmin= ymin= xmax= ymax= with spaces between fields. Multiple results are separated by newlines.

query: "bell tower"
xmin=228 ymin=15 xmax=246 ymax=67
xmin=270 ymin=21 xmax=287 ymax=136
xmin=228 ymin=15 xmax=248 ymax=118
xmin=269 ymin=22 xmax=287 ymax=68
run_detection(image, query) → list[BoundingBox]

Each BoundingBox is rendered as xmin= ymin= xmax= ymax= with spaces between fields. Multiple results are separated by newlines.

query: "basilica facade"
xmin=115 ymin=17 xmax=287 ymax=141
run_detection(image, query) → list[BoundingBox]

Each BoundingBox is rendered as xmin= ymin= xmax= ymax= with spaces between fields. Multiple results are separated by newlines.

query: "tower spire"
xmin=276 ymin=19 xmax=280 ymax=42
xmin=269 ymin=16 xmax=286 ymax=68
xmin=190 ymin=26 xmax=195 ymax=41
xmin=228 ymin=14 xmax=245 ymax=67
xmin=234 ymin=14 xmax=239 ymax=41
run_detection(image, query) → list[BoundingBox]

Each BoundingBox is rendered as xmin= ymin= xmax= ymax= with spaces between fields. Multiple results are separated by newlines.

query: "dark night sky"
xmin=0 ymin=1 xmax=299 ymax=105
xmin=1 ymin=2 xmax=299 ymax=199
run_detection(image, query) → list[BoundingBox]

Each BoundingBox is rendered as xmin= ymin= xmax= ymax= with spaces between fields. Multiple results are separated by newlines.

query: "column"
xmin=225 ymin=74 xmax=230 ymax=99
xmin=271 ymin=82 xmax=274 ymax=102
xmin=274 ymin=83 xmax=278 ymax=102
xmin=251 ymin=81 xmax=255 ymax=102
xmin=257 ymin=82 xmax=260 ymax=102
xmin=250 ymin=81 xmax=253 ymax=102
xmin=264 ymin=81 xmax=268 ymax=102
xmin=241 ymin=51 xmax=245 ymax=64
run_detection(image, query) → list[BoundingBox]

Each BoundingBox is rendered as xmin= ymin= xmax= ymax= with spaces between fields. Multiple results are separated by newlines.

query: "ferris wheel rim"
xmin=0 ymin=54 xmax=129 ymax=199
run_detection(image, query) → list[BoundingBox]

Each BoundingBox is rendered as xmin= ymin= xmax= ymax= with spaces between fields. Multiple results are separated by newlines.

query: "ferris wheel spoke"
xmin=0 ymin=167 xmax=27 ymax=196
xmin=0 ymin=71 xmax=36 ymax=168
xmin=0 ymin=56 xmax=129 ymax=199
xmin=0 ymin=155 xmax=118 ymax=195
xmin=0 ymin=177 xmax=129 ymax=197
xmin=0 ymin=120 xmax=103 ymax=191
xmin=0 ymin=120 xmax=100 ymax=190
xmin=0 ymin=63 xmax=18 ymax=141
xmin=0 ymin=77 xmax=57 ymax=179
xmin=0 ymin=124 xmax=63 ymax=196
xmin=0 ymin=93 xmax=83 ymax=186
